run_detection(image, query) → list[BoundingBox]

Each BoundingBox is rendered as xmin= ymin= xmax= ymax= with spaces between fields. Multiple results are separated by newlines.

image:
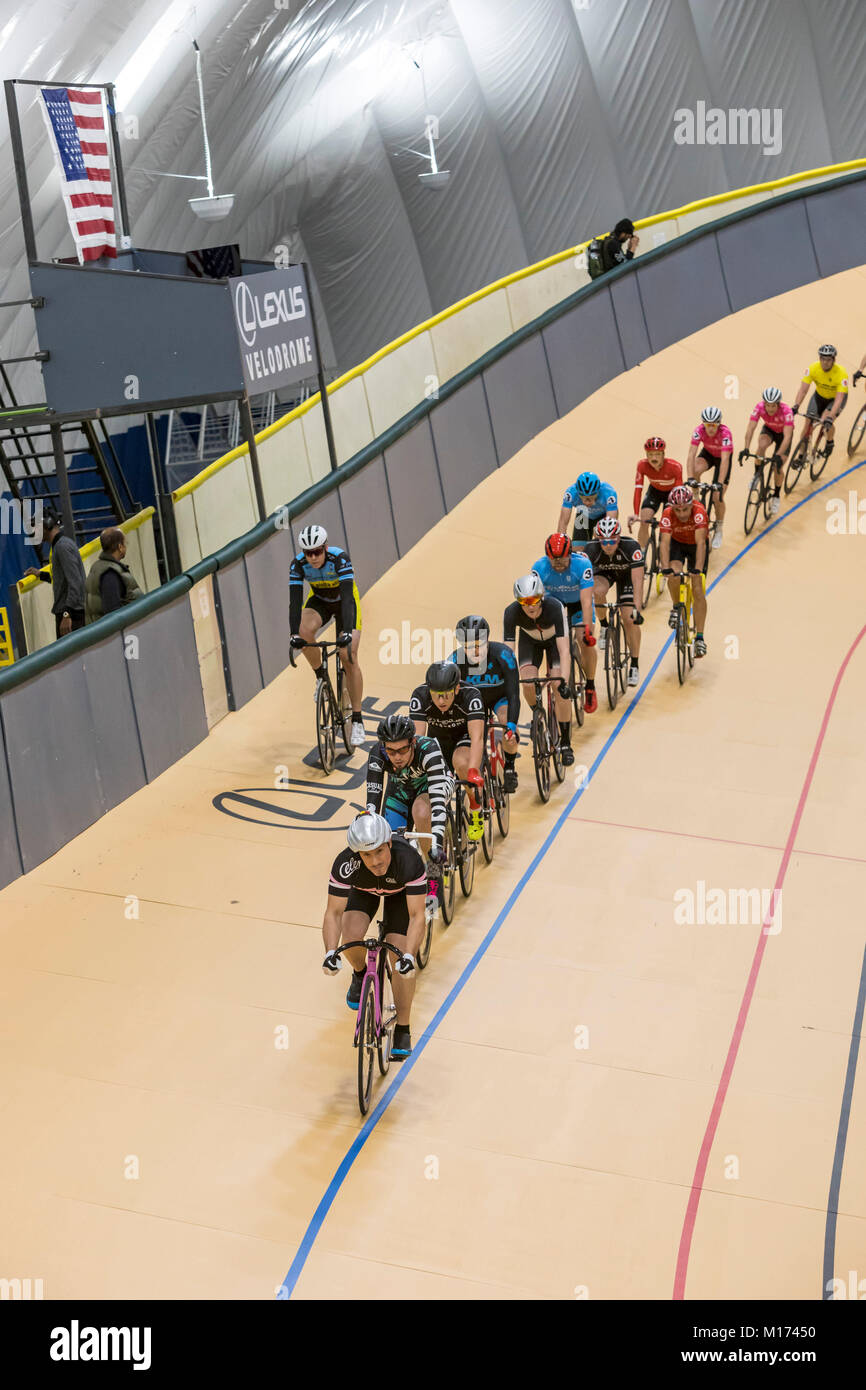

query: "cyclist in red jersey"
xmin=659 ymin=485 xmax=709 ymax=657
xmin=687 ymin=406 xmax=733 ymax=551
xmin=628 ymin=436 xmax=683 ymax=551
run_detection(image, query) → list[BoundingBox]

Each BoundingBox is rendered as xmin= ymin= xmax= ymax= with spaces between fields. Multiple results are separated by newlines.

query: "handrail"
xmin=171 ymin=156 xmax=866 ymax=502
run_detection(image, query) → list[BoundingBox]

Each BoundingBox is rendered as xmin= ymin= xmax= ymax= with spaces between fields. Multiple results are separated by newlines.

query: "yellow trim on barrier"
xmin=173 ymin=157 xmax=866 ymax=502
xmin=16 ymin=507 xmax=156 ymax=593
xmin=0 ymin=607 xmax=14 ymax=666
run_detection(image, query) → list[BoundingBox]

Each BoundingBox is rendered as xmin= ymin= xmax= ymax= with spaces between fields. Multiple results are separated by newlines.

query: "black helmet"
xmin=455 ymin=614 xmax=490 ymax=641
xmin=377 ymin=713 xmax=415 ymax=744
xmin=426 ymin=661 xmax=460 ymax=692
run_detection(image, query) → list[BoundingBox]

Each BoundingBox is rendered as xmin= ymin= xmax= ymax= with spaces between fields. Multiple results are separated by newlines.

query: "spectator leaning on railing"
xmin=23 ymin=509 xmax=87 ymax=639
xmin=85 ymin=527 xmax=143 ymax=620
xmin=587 ymin=218 xmax=640 ymax=280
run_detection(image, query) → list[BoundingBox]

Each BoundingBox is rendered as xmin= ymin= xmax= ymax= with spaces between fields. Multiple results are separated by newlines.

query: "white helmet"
xmin=346 ymin=813 xmax=392 ymax=853
xmin=701 ymin=405 xmax=722 ymax=423
xmin=299 ymin=524 xmax=327 ymax=551
xmin=514 ymin=572 xmax=544 ymax=601
xmin=762 ymin=387 xmax=782 ymax=404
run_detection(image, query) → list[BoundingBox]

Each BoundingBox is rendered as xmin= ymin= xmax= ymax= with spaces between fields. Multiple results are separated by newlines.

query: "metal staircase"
xmin=0 ymin=367 xmax=139 ymax=550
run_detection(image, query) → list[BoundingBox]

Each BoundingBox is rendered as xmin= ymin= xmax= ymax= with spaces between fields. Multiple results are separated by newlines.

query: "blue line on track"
xmin=823 ymin=944 xmax=866 ymax=1299
xmin=280 ymin=453 xmax=866 ymax=1298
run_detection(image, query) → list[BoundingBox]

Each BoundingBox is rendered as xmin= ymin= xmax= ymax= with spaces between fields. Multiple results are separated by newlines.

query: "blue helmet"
xmin=576 ymin=471 xmax=601 ymax=498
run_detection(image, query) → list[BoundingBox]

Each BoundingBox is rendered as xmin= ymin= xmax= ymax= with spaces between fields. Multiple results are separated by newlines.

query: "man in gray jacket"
xmin=24 ymin=509 xmax=87 ymax=639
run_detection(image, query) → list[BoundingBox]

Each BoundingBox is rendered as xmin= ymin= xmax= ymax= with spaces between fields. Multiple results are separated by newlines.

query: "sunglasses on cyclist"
xmin=384 ymin=741 xmax=413 ymax=756
xmin=303 ymin=546 xmax=325 ymax=558
xmin=518 ymin=595 xmax=541 ymax=607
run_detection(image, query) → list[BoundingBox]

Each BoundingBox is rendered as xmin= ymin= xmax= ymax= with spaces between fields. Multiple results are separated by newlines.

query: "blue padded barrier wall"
xmin=383 ymin=420 xmax=446 ymax=558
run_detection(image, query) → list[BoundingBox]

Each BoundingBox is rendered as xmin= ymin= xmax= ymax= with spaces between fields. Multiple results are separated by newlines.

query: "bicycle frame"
xmin=333 ymin=928 xmax=402 ymax=1046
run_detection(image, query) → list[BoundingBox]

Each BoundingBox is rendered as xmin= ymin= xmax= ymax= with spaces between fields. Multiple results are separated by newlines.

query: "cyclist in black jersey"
xmin=410 ymin=661 xmax=486 ymax=841
xmin=503 ymin=573 xmax=575 ymax=765
xmin=289 ymin=523 xmax=366 ymax=746
xmin=323 ymin=813 xmax=426 ymax=1058
xmin=449 ymin=615 xmax=521 ymax=792
xmin=583 ymin=516 xmax=645 ymax=687
xmin=365 ymin=714 xmax=449 ymax=862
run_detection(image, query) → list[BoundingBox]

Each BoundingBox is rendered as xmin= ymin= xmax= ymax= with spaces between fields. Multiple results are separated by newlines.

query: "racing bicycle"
xmin=289 ymin=639 xmax=354 ymax=774
xmin=520 ymin=675 xmax=565 ymax=803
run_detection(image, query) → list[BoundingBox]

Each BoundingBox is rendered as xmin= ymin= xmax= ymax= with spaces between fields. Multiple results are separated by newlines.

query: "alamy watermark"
xmin=674 ymin=881 xmax=782 ymax=934
xmin=674 ymin=101 xmax=782 ymax=156
xmin=1 ymin=497 xmax=47 ymax=543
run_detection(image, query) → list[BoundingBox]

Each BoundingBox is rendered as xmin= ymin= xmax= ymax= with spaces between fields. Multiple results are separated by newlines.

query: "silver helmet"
xmin=347 ymin=813 xmax=392 ymax=853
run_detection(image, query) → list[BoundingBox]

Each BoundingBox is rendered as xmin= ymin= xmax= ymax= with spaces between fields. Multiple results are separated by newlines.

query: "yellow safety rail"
xmin=15 ymin=507 xmax=156 ymax=594
xmin=0 ymin=607 xmax=15 ymax=665
xmin=173 ymin=157 xmax=866 ymax=503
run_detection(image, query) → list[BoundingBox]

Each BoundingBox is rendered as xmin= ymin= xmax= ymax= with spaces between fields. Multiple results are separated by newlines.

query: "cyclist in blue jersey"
xmin=449 ymin=615 xmax=521 ymax=792
xmin=532 ymin=533 xmax=598 ymax=713
xmin=289 ymin=524 xmax=365 ymax=746
xmin=558 ymin=471 xmax=618 ymax=545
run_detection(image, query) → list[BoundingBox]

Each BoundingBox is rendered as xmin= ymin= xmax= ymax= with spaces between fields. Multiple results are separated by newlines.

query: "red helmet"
xmin=645 ymin=435 xmax=665 ymax=452
xmin=669 ymin=485 xmax=693 ymax=508
xmin=545 ymin=532 xmax=572 ymax=560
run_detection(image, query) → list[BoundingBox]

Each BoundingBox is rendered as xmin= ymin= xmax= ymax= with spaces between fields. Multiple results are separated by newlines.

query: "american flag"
xmin=38 ymin=87 xmax=116 ymax=263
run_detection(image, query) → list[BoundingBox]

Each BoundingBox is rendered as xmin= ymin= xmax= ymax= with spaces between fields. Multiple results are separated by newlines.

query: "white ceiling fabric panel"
xmin=0 ymin=0 xmax=862 ymax=402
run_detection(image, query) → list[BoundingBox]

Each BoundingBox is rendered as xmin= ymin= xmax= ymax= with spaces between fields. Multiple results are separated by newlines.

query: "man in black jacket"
xmin=588 ymin=218 xmax=640 ymax=278
xmin=24 ymin=509 xmax=86 ymax=639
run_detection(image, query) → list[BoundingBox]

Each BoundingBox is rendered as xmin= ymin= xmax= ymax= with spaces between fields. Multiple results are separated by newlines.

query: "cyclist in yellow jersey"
xmin=791 ymin=344 xmax=849 ymax=462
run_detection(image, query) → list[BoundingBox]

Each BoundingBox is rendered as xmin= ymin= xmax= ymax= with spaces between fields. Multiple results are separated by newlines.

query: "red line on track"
xmin=567 ymin=816 xmax=866 ymax=867
xmin=672 ymin=622 xmax=866 ymax=1299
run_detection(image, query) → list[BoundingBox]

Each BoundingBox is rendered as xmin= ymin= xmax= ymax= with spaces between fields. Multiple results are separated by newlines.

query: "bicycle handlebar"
xmin=333 ymin=938 xmax=405 ymax=960
xmin=289 ymin=638 xmax=354 ymax=669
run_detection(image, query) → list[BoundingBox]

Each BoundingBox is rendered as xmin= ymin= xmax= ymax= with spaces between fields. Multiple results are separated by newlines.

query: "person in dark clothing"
xmin=24 ymin=509 xmax=86 ymax=639
xmin=588 ymin=218 xmax=640 ymax=278
xmin=85 ymin=528 xmax=143 ymax=620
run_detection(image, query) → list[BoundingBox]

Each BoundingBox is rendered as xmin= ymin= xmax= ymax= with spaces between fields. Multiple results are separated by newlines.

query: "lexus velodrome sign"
xmin=229 ymin=266 xmax=319 ymax=393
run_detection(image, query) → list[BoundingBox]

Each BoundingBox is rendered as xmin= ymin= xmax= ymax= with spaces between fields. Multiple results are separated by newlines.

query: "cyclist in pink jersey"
xmin=738 ymin=387 xmax=794 ymax=515
xmin=686 ymin=406 xmax=733 ymax=550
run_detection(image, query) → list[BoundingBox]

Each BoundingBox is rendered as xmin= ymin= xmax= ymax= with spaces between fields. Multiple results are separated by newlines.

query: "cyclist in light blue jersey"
xmin=533 ymin=533 xmax=598 ymax=714
xmin=558 ymin=470 xmax=618 ymax=546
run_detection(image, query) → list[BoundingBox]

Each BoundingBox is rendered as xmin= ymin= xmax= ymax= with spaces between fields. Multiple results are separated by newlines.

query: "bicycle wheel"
xmin=615 ymin=613 xmax=628 ymax=695
xmin=642 ymin=529 xmax=657 ymax=608
xmin=743 ymin=471 xmax=763 ymax=535
xmin=494 ymin=757 xmax=511 ymax=838
xmin=416 ymin=896 xmax=434 ymax=970
xmin=675 ymin=606 xmax=687 ymax=685
xmin=549 ymin=697 xmax=565 ymax=783
xmin=357 ymin=974 xmax=376 ymax=1115
xmin=457 ymin=794 xmax=475 ymax=898
xmin=377 ymin=954 xmax=395 ymax=1072
xmin=315 ymin=679 xmax=337 ymax=774
xmin=438 ymin=812 xmax=457 ymax=925
xmin=531 ymin=706 xmax=551 ymax=803
xmin=848 ymin=403 xmax=866 ymax=458
xmin=686 ymin=588 xmax=696 ymax=670
xmin=339 ymin=670 xmax=353 ymax=755
xmin=809 ymin=434 xmax=829 ymax=481
xmin=604 ymin=623 xmax=619 ymax=711
xmin=571 ymin=645 xmax=585 ymax=728
xmin=481 ymin=764 xmax=495 ymax=864
xmin=784 ymin=440 xmax=807 ymax=493
xmin=763 ymin=465 xmax=778 ymax=520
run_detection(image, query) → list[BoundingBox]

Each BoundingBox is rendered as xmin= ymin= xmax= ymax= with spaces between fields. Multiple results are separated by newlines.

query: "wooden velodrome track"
xmin=2 ymin=268 xmax=865 ymax=1302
